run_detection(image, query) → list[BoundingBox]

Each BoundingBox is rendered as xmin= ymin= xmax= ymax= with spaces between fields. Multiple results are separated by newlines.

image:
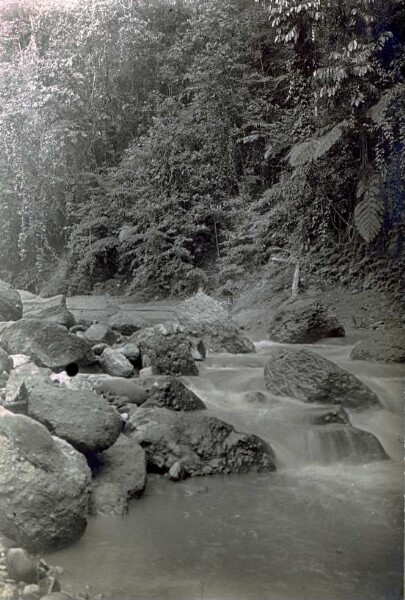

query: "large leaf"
xmin=314 ymin=123 xmax=345 ymax=159
xmin=286 ymin=121 xmax=346 ymax=167
xmin=354 ymin=177 xmax=384 ymax=242
xmin=286 ymin=140 xmax=318 ymax=167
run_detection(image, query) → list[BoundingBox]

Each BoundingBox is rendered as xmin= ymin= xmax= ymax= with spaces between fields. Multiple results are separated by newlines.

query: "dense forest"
xmin=0 ymin=0 xmax=404 ymax=298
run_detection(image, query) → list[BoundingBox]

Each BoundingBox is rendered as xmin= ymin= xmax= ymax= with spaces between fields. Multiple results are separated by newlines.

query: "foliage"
xmin=0 ymin=0 xmax=403 ymax=295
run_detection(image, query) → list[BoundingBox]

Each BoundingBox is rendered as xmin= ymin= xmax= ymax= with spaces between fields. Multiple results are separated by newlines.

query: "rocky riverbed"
xmin=0 ymin=281 xmax=403 ymax=599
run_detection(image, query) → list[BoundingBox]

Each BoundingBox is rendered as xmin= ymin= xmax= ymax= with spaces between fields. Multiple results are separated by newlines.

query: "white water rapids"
xmin=45 ymin=330 xmax=404 ymax=600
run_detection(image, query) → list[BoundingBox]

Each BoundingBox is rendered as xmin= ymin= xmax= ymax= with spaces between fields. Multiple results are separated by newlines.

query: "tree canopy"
xmin=0 ymin=0 xmax=403 ymax=296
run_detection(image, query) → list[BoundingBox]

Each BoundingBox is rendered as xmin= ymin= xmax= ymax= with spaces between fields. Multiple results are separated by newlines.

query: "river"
xmin=45 ymin=308 xmax=404 ymax=600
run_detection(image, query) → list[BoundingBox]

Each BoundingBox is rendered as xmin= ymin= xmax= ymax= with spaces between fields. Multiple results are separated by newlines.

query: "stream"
xmin=45 ymin=316 xmax=404 ymax=600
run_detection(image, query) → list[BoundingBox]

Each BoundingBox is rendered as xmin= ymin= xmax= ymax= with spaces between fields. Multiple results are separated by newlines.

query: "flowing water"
xmin=45 ymin=331 xmax=404 ymax=600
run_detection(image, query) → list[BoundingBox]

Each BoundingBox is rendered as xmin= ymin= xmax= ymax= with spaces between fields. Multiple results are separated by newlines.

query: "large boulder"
xmin=142 ymin=376 xmax=206 ymax=411
xmin=20 ymin=375 xmax=122 ymax=454
xmin=266 ymin=296 xmax=345 ymax=343
xmin=108 ymin=312 xmax=148 ymax=336
xmin=264 ymin=347 xmax=380 ymax=410
xmin=0 ymin=281 xmax=22 ymax=322
xmin=125 ymin=407 xmax=276 ymax=476
xmin=130 ymin=322 xmax=198 ymax=376
xmin=350 ymin=329 xmax=405 ymax=363
xmin=176 ymin=292 xmax=255 ymax=353
xmin=88 ymin=374 xmax=147 ymax=405
xmin=0 ymin=320 xmax=95 ymax=369
xmin=98 ymin=347 xmax=135 ymax=378
xmin=22 ymin=295 xmax=75 ymax=329
xmin=0 ymin=409 xmax=91 ymax=551
xmin=90 ymin=434 xmax=147 ymax=516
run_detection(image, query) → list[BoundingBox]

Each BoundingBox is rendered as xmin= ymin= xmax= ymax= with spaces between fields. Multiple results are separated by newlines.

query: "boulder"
xmin=0 ymin=281 xmax=22 ymax=322
xmin=90 ymin=434 xmax=146 ymax=515
xmin=266 ymin=296 xmax=345 ymax=343
xmin=125 ymin=407 xmax=276 ymax=476
xmin=84 ymin=324 xmax=117 ymax=346
xmin=130 ymin=322 xmax=198 ymax=376
xmin=115 ymin=343 xmax=141 ymax=365
xmin=264 ymin=347 xmax=381 ymax=410
xmin=350 ymin=329 xmax=405 ymax=363
xmin=176 ymin=292 xmax=255 ymax=353
xmin=142 ymin=376 xmax=206 ymax=411
xmin=98 ymin=347 xmax=135 ymax=378
xmin=108 ymin=312 xmax=148 ymax=336
xmin=22 ymin=376 xmax=122 ymax=454
xmin=88 ymin=375 xmax=147 ymax=405
xmin=22 ymin=295 xmax=75 ymax=329
xmin=0 ymin=320 xmax=95 ymax=369
xmin=0 ymin=410 xmax=91 ymax=551
xmin=168 ymin=461 xmax=188 ymax=481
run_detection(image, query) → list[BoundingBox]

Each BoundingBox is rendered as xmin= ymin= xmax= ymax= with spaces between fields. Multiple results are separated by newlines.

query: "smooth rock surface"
xmin=125 ymin=407 xmax=276 ymax=476
xmin=84 ymin=323 xmax=117 ymax=346
xmin=23 ymin=377 xmax=122 ymax=454
xmin=0 ymin=410 xmax=91 ymax=551
xmin=0 ymin=320 xmax=95 ymax=369
xmin=264 ymin=347 xmax=381 ymax=410
xmin=88 ymin=374 xmax=147 ymax=405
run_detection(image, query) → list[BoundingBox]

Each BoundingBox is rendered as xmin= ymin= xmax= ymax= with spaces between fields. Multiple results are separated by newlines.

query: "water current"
xmin=45 ymin=331 xmax=404 ymax=600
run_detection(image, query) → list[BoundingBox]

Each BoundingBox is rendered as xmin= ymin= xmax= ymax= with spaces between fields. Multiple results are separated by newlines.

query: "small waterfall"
xmin=302 ymin=425 xmax=388 ymax=465
xmin=183 ymin=344 xmax=401 ymax=469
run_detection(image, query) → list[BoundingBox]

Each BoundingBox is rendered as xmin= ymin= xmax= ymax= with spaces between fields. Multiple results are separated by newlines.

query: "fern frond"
xmin=286 ymin=140 xmax=318 ymax=167
xmin=314 ymin=123 xmax=344 ymax=159
xmin=286 ymin=121 xmax=347 ymax=167
xmin=368 ymin=91 xmax=392 ymax=125
xmin=354 ymin=178 xmax=384 ymax=242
